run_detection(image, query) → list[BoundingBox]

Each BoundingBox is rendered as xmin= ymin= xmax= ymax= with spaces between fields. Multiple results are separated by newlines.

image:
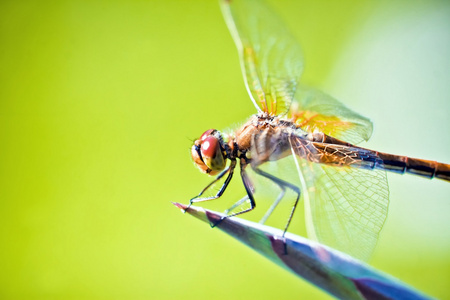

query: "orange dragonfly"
xmin=188 ymin=0 xmax=450 ymax=261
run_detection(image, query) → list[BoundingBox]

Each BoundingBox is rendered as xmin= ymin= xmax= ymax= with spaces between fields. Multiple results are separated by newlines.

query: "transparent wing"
xmin=290 ymin=86 xmax=373 ymax=145
xmin=290 ymin=138 xmax=389 ymax=261
xmin=221 ymin=0 xmax=303 ymax=115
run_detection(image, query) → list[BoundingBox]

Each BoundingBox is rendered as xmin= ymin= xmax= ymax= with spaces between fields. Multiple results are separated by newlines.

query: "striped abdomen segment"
xmin=376 ymin=152 xmax=450 ymax=182
xmin=291 ymin=133 xmax=450 ymax=182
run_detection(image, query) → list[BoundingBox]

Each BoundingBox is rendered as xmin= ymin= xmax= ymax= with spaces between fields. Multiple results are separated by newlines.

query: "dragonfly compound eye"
xmin=200 ymin=129 xmax=216 ymax=141
xmin=190 ymin=129 xmax=226 ymax=176
xmin=200 ymin=136 xmax=226 ymax=175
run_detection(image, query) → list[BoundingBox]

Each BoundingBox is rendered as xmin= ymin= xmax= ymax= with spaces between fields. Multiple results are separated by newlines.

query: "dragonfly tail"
xmin=377 ymin=152 xmax=450 ymax=182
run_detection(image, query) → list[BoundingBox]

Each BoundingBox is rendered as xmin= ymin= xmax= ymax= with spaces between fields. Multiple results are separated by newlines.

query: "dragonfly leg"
xmin=186 ymin=159 xmax=237 ymax=211
xmin=259 ymin=186 xmax=285 ymax=225
xmin=253 ymin=167 xmax=300 ymax=237
xmin=224 ymin=195 xmax=249 ymax=215
xmin=211 ymin=163 xmax=256 ymax=228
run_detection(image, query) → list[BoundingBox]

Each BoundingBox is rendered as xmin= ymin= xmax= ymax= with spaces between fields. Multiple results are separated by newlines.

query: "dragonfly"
xmin=188 ymin=0 xmax=450 ymax=261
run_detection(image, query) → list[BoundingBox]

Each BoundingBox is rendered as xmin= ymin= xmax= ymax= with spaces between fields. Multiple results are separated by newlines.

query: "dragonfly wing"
xmin=291 ymin=86 xmax=373 ymax=145
xmin=290 ymin=139 xmax=389 ymax=261
xmin=221 ymin=0 xmax=303 ymax=115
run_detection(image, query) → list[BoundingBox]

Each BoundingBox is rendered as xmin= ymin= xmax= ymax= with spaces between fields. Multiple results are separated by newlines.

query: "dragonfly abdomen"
xmin=377 ymin=152 xmax=450 ymax=181
xmin=298 ymin=133 xmax=450 ymax=182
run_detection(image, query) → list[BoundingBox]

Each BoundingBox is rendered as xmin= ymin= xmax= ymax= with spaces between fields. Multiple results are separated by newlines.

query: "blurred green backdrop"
xmin=1 ymin=0 xmax=449 ymax=299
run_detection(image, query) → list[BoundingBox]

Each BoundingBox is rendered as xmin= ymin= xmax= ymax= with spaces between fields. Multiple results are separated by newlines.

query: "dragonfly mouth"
xmin=191 ymin=143 xmax=209 ymax=174
xmin=194 ymin=144 xmax=205 ymax=164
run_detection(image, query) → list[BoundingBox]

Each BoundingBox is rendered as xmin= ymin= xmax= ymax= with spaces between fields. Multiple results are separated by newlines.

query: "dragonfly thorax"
xmin=234 ymin=114 xmax=297 ymax=164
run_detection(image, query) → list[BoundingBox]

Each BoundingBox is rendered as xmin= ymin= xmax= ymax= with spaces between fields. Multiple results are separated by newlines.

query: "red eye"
xmin=200 ymin=129 xmax=215 ymax=141
xmin=201 ymin=136 xmax=219 ymax=158
xmin=191 ymin=129 xmax=226 ymax=175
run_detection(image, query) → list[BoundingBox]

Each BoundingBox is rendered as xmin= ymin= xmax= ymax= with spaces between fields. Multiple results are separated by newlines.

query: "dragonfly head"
xmin=191 ymin=129 xmax=227 ymax=176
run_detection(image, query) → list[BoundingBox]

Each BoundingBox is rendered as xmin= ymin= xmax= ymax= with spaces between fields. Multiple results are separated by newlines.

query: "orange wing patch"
xmin=291 ymin=109 xmax=356 ymax=138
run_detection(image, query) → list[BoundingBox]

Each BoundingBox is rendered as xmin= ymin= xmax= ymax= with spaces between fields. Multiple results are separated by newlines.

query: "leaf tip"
xmin=172 ymin=202 xmax=188 ymax=212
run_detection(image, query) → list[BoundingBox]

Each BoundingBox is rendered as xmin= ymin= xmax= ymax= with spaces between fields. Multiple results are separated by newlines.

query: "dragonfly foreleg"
xmin=253 ymin=167 xmax=300 ymax=237
xmin=186 ymin=159 xmax=237 ymax=211
xmin=211 ymin=163 xmax=256 ymax=228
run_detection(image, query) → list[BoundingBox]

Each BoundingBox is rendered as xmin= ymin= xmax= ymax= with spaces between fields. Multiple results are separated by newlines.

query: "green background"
xmin=1 ymin=0 xmax=449 ymax=299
